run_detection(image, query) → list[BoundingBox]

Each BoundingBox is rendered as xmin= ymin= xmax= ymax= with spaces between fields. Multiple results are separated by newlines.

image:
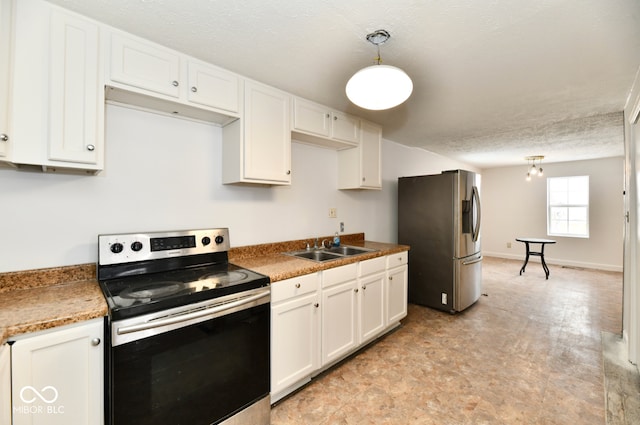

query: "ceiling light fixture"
xmin=525 ymin=156 xmax=544 ymax=181
xmin=345 ymin=29 xmax=413 ymax=111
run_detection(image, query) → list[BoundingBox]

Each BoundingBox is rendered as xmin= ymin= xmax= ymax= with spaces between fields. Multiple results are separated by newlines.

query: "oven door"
xmin=108 ymin=288 xmax=270 ymax=425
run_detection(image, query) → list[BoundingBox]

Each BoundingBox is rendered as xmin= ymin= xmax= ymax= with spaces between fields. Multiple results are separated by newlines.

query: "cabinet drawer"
xmin=359 ymin=256 xmax=386 ymax=276
xmin=386 ymin=251 xmax=408 ymax=268
xmin=322 ymin=263 xmax=358 ymax=288
xmin=272 ymin=273 xmax=319 ymax=303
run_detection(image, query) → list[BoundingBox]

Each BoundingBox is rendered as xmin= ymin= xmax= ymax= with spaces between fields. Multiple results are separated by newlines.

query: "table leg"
xmin=540 ymin=244 xmax=550 ymax=279
xmin=519 ymin=242 xmax=530 ymax=275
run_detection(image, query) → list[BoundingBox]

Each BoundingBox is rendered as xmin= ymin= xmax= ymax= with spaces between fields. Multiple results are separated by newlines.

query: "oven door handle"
xmin=116 ymin=289 xmax=270 ymax=335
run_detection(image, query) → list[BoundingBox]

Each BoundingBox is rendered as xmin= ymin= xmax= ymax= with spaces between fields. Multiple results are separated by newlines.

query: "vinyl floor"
xmin=271 ymin=256 xmax=627 ymax=424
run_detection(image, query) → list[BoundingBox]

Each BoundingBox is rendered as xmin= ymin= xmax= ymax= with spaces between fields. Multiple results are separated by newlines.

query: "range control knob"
xmin=201 ymin=236 xmax=211 ymax=246
xmin=131 ymin=241 xmax=143 ymax=252
xmin=110 ymin=243 xmax=124 ymax=254
xmin=214 ymin=235 xmax=224 ymax=245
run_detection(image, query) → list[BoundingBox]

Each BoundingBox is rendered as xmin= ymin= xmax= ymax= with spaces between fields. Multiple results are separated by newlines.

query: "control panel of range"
xmin=98 ymin=228 xmax=230 ymax=265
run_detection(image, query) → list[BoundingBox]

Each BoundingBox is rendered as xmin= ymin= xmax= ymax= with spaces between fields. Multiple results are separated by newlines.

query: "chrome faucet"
xmin=309 ymin=237 xmax=330 ymax=250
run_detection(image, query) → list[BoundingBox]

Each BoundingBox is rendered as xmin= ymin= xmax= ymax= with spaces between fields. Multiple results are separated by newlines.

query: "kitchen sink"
xmin=286 ymin=245 xmax=377 ymax=262
xmin=326 ymin=246 xmax=373 ymax=256
xmin=291 ymin=250 xmax=344 ymax=262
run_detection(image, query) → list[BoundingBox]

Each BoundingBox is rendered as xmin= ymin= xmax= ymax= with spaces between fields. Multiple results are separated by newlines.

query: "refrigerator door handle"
xmin=462 ymin=256 xmax=483 ymax=266
xmin=472 ymin=185 xmax=481 ymax=242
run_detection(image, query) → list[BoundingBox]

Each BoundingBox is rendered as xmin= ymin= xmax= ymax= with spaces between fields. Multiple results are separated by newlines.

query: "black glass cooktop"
xmin=100 ymin=263 xmax=269 ymax=320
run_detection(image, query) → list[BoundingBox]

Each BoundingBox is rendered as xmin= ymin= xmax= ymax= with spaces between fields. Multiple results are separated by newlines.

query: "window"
xmin=547 ymin=176 xmax=589 ymax=238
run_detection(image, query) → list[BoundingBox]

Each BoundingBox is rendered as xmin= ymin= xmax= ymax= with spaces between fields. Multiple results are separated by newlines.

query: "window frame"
xmin=546 ymin=175 xmax=590 ymax=238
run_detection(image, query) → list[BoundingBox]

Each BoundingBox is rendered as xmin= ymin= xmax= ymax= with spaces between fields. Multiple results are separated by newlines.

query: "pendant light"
xmin=525 ymin=156 xmax=544 ymax=181
xmin=346 ymin=29 xmax=413 ymax=110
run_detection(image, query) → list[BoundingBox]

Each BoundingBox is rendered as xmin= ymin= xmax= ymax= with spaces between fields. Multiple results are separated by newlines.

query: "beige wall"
xmin=481 ymin=157 xmax=624 ymax=271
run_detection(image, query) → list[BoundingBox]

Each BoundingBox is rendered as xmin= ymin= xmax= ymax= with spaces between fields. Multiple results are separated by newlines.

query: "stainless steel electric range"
xmin=97 ymin=228 xmax=270 ymax=425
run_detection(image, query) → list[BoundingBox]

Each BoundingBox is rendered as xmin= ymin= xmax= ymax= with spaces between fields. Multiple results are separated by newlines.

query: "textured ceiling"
xmin=47 ymin=0 xmax=640 ymax=168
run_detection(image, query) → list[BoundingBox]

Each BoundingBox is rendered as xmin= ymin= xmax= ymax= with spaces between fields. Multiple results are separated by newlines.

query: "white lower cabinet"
xmin=10 ymin=318 xmax=104 ymax=425
xmin=386 ymin=251 xmax=409 ymax=324
xmin=270 ymin=253 xmax=408 ymax=402
xmin=358 ymin=256 xmax=387 ymax=344
xmin=271 ymin=273 xmax=320 ymax=403
xmin=321 ymin=264 xmax=358 ymax=366
xmin=0 ymin=342 xmax=10 ymax=425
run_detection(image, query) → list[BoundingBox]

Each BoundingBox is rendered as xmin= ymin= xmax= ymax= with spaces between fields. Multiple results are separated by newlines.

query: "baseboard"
xmin=483 ymin=252 xmax=623 ymax=272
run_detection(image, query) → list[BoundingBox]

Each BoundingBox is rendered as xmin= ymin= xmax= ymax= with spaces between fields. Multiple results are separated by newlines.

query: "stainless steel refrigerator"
xmin=398 ymin=170 xmax=482 ymax=313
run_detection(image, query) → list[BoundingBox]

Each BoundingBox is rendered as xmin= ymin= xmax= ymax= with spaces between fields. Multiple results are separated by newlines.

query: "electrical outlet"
xmin=441 ymin=293 xmax=447 ymax=305
xmin=340 ymin=222 xmax=344 ymax=232
xmin=329 ymin=208 xmax=337 ymax=218
xmin=507 ymin=242 xmax=512 ymax=248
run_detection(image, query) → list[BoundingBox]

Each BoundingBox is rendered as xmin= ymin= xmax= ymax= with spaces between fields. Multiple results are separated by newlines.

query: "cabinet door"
xmin=187 ymin=60 xmax=240 ymax=113
xmin=11 ymin=319 xmax=104 ymax=425
xmin=321 ymin=279 xmax=357 ymax=366
xmin=48 ymin=9 xmax=102 ymax=166
xmin=0 ymin=0 xmax=12 ymax=159
xmin=243 ymin=80 xmax=291 ymax=183
xmin=360 ymin=120 xmax=382 ymax=188
xmin=292 ymin=97 xmax=330 ymax=137
xmin=331 ymin=110 xmax=359 ymax=144
xmin=359 ymin=271 xmax=386 ymax=344
xmin=0 ymin=343 xmax=9 ymax=425
xmin=110 ymin=32 xmax=181 ymax=98
xmin=271 ymin=292 xmax=319 ymax=397
xmin=387 ymin=264 xmax=408 ymax=324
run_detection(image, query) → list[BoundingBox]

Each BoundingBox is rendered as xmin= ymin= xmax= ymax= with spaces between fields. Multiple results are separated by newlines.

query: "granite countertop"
xmin=229 ymin=234 xmax=410 ymax=282
xmin=0 ymin=264 xmax=108 ymax=344
xmin=0 ymin=234 xmax=409 ymax=344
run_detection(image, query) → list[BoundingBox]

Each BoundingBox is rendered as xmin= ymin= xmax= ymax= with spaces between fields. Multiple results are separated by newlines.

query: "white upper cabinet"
xmin=292 ymin=97 xmax=360 ymax=149
xmin=222 ymin=80 xmax=291 ymax=185
xmin=0 ymin=0 xmax=13 ymax=159
xmin=106 ymin=31 xmax=241 ymax=124
xmin=338 ymin=119 xmax=382 ymax=190
xmin=109 ymin=32 xmax=181 ymax=98
xmin=8 ymin=0 xmax=104 ymax=172
xmin=293 ymin=98 xmax=330 ymax=138
xmin=187 ymin=60 xmax=240 ymax=113
xmin=48 ymin=8 xmax=102 ymax=166
xmin=331 ymin=110 xmax=360 ymax=144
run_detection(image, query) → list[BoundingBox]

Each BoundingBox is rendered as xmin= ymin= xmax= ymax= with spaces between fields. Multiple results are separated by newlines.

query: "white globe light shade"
xmin=346 ymin=64 xmax=413 ymax=110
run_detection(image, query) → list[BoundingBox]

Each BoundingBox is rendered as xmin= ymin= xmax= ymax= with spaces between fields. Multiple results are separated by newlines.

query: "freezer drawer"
xmin=454 ymin=254 xmax=482 ymax=312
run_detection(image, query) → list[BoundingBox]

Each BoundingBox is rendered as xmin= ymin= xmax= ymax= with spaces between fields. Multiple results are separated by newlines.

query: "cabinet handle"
xmin=314 ymin=303 xmax=319 ymax=308
xmin=91 ymin=338 xmax=101 ymax=346
xmin=354 ymin=288 xmax=359 ymax=293
xmin=389 ymin=276 xmax=393 ymax=281
xmin=86 ymin=144 xmax=95 ymax=151
xmin=295 ymin=283 xmax=301 ymax=288
xmin=172 ymin=80 xmax=179 ymax=87
xmin=362 ymin=285 xmax=366 ymax=290
xmin=334 ymin=116 xmax=338 ymax=121
xmin=326 ymin=113 xmax=330 ymax=118
xmin=362 ymin=177 xmax=366 ymax=182
xmin=191 ymin=86 xmax=197 ymax=93
xmin=0 ymin=133 xmax=7 ymax=142
xmin=286 ymin=170 xmax=291 ymax=175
